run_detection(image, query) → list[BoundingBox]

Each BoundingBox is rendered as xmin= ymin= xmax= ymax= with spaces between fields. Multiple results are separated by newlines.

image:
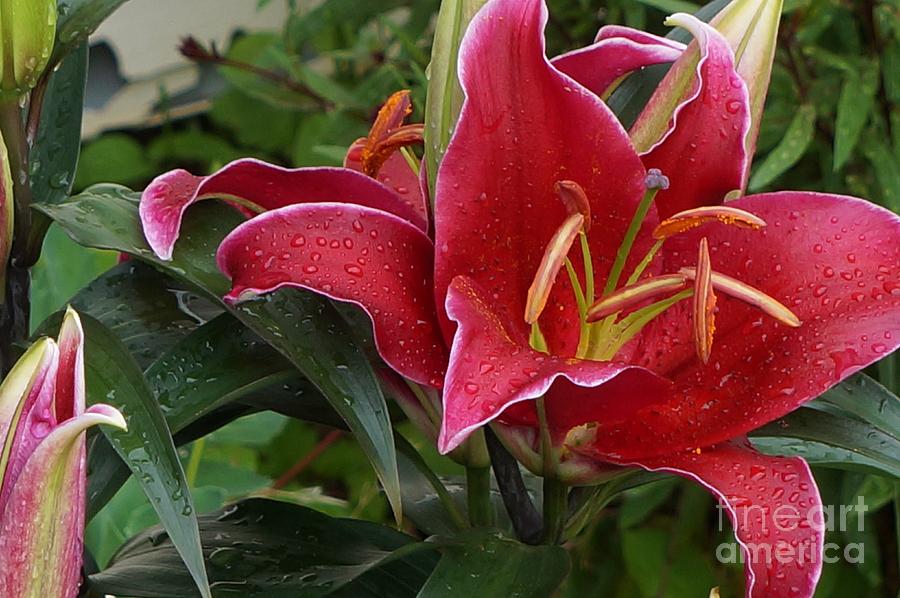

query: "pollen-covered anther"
xmin=525 ymin=213 xmax=585 ymax=324
xmin=351 ymin=89 xmax=424 ymax=177
xmin=555 ymin=180 xmax=591 ymax=231
xmin=679 ymin=267 xmax=802 ymax=328
xmin=586 ymin=274 xmax=687 ymax=322
xmin=653 ymin=205 xmax=767 ymax=240
xmin=693 ymin=238 xmax=716 ymax=364
xmin=645 ymin=168 xmax=670 ymax=191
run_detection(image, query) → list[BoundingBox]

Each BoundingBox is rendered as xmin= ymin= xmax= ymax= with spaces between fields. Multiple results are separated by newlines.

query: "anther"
xmin=555 ymin=180 xmax=591 ymax=231
xmin=679 ymin=267 xmax=802 ymax=328
xmin=586 ymin=274 xmax=687 ymax=322
xmin=692 ymin=238 xmax=716 ymax=364
xmin=525 ymin=213 xmax=585 ymax=324
xmin=653 ymin=206 xmax=766 ymax=240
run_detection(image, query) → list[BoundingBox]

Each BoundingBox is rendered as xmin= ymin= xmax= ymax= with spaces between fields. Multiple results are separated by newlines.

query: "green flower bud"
xmin=0 ymin=0 xmax=57 ymax=99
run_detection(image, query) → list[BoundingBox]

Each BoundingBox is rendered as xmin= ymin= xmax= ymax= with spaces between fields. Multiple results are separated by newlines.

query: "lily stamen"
xmin=679 ymin=266 xmax=802 ymax=328
xmin=653 ymin=205 xmax=766 ymax=240
xmin=555 ymin=180 xmax=591 ymax=230
xmin=525 ymin=213 xmax=585 ymax=324
xmin=586 ymin=274 xmax=687 ymax=322
xmin=692 ymin=238 xmax=716 ymax=364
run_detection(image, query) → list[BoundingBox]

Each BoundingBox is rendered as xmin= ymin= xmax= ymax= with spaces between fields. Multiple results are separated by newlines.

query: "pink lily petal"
xmin=345 ymin=140 xmax=428 ymax=227
xmin=0 ymin=404 xmax=126 ymax=598
xmin=552 ymin=26 xmax=685 ymax=99
xmin=217 ymin=203 xmax=448 ymax=388
xmin=594 ymin=192 xmax=900 ymax=459
xmin=438 ymin=276 xmax=668 ymax=453
xmin=140 ymin=158 xmax=427 ymax=261
xmin=636 ymin=440 xmax=824 ymax=598
xmin=0 ymin=339 xmax=58 ymax=517
xmin=55 ymin=307 xmax=86 ymax=423
xmin=633 ymin=13 xmax=751 ymax=219
xmin=434 ymin=0 xmax=650 ymax=356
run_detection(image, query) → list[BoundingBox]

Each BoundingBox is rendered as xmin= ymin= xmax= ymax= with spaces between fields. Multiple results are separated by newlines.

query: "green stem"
xmin=541 ymin=476 xmax=567 ymax=544
xmin=466 ymin=464 xmax=493 ymax=527
xmin=0 ymin=100 xmax=31 ymax=263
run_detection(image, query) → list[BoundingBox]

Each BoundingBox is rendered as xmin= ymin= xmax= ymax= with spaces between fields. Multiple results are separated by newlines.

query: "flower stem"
xmin=541 ymin=476 xmax=567 ymax=544
xmin=466 ymin=464 xmax=493 ymax=527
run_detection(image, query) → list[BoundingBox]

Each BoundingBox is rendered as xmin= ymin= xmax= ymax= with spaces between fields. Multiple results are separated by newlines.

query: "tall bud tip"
xmin=0 ymin=0 xmax=58 ymax=99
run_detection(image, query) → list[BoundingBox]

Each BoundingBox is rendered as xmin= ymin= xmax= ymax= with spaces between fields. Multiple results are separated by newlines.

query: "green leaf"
xmin=30 ymin=43 xmax=87 ymax=206
xmin=423 ymin=0 xmax=487 ymax=196
xmin=37 ymin=188 xmax=403 ymax=522
xmin=88 ymin=498 xmax=438 ymax=598
xmin=749 ymin=104 xmax=817 ymax=190
xmin=750 ymin=375 xmax=900 ymax=478
xmin=77 ymin=314 xmax=211 ymax=598
xmin=32 ymin=260 xmax=217 ymax=369
xmin=833 ymin=60 xmax=880 ymax=171
xmin=145 ymin=314 xmax=294 ymax=432
xmin=418 ymin=530 xmax=570 ymax=597
xmin=53 ymin=0 xmax=132 ymax=64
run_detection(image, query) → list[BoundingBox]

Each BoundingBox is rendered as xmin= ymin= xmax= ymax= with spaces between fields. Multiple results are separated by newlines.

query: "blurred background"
xmin=41 ymin=0 xmax=899 ymax=595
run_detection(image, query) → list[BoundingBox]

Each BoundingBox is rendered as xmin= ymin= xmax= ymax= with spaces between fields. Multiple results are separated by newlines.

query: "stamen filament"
xmin=399 ymin=146 xmax=421 ymax=176
xmin=579 ymin=232 xmax=595 ymax=305
xmin=586 ymin=274 xmax=688 ymax=322
xmin=679 ymin=267 xmax=802 ymax=327
xmin=590 ymin=289 xmax=694 ymax=360
xmin=530 ymin=322 xmax=548 ymax=353
xmin=626 ymin=239 xmax=664 ymax=287
xmin=564 ymin=258 xmax=587 ymax=318
xmin=603 ymin=169 xmax=669 ymax=296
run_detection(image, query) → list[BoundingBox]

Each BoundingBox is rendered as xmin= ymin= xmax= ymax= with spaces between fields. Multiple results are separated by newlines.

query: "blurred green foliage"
xmin=34 ymin=0 xmax=899 ymax=595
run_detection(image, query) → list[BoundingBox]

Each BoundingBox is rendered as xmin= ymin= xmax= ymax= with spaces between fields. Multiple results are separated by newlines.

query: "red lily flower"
xmin=139 ymin=1 xmax=900 ymax=595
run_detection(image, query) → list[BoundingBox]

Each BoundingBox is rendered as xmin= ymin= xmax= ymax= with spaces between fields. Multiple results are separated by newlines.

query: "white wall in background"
xmin=93 ymin=0 xmax=290 ymax=79
xmin=82 ymin=0 xmax=293 ymax=136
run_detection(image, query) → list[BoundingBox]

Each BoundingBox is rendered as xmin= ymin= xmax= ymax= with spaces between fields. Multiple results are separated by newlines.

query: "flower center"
xmin=525 ymin=173 xmax=801 ymax=364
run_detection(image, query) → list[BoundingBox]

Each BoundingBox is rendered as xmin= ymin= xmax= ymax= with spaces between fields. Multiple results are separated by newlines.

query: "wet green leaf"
xmin=419 ymin=529 xmax=570 ymax=597
xmin=77 ymin=314 xmax=211 ymax=598
xmin=751 ymin=375 xmax=900 ymax=477
xmin=53 ymin=0 xmax=131 ymax=64
xmin=89 ymin=498 xmax=438 ymax=597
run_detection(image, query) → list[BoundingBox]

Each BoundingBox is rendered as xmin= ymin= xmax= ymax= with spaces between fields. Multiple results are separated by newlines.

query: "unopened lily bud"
xmin=631 ymin=0 xmax=783 ymax=186
xmin=711 ymin=0 xmax=783 ymax=160
xmin=0 ymin=0 xmax=57 ymax=99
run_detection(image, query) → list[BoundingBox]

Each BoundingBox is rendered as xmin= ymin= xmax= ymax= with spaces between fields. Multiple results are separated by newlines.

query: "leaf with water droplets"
xmin=751 ymin=375 xmax=900 ymax=478
xmin=76 ymin=314 xmax=211 ymax=598
xmin=749 ymin=104 xmax=816 ymax=191
xmin=418 ymin=529 xmax=570 ymax=597
xmin=88 ymin=498 xmax=438 ymax=598
xmin=52 ymin=0 xmax=131 ymax=65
